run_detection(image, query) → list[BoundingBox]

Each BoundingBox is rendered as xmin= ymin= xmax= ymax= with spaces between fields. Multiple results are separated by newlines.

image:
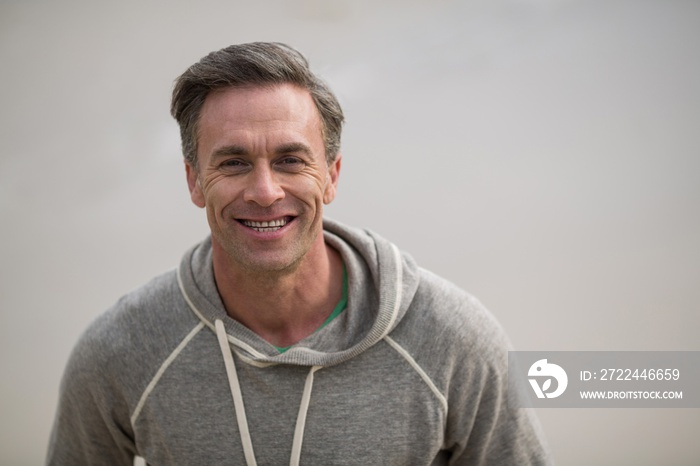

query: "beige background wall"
xmin=1 ymin=0 xmax=699 ymax=464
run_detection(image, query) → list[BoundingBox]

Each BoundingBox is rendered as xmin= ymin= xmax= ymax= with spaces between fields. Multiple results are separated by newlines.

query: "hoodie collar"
xmin=177 ymin=218 xmax=420 ymax=367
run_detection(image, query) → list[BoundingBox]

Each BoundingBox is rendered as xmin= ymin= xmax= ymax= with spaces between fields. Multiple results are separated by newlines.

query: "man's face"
xmin=186 ymin=83 xmax=341 ymax=274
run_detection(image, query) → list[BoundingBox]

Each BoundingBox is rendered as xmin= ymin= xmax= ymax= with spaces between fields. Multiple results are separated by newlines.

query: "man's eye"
xmin=222 ymin=159 xmax=244 ymax=166
xmin=276 ymin=157 xmax=305 ymax=172
xmin=220 ymin=159 xmax=248 ymax=171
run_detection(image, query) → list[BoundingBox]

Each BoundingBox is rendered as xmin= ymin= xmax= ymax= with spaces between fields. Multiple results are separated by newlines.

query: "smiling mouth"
xmin=239 ymin=216 xmax=293 ymax=232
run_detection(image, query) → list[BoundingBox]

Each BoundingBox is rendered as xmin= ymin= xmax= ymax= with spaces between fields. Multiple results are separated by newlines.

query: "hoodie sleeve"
xmin=441 ymin=296 xmax=552 ymax=465
xmin=46 ymin=320 xmax=137 ymax=465
xmin=444 ymin=352 xmax=551 ymax=465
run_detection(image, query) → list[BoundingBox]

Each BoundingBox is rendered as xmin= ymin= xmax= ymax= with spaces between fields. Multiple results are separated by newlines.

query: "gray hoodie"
xmin=47 ymin=219 xmax=551 ymax=465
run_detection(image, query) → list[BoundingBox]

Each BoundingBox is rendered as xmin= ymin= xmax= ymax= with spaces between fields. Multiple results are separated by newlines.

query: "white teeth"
xmin=242 ymin=218 xmax=288 ymax=231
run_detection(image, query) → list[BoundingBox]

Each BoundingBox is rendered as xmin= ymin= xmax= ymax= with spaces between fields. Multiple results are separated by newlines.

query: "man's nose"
xmin=243 ymin=165 xmax=285 ymax=206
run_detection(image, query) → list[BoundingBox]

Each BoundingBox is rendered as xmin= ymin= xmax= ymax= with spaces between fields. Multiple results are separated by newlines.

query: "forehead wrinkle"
xmin=203 ymin=85 xmax=321 ymax=130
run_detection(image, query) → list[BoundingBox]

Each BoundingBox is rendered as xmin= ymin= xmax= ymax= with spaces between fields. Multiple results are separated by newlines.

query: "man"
xmin=47 ymin=42 xmax=550 ymax=465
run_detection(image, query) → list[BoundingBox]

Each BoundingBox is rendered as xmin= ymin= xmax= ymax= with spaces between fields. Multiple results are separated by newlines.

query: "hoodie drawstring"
xmin=215 ymin=319 xmax=320 ymax=466
xmin=215 ymin=319 xmax=258 ymax=466
xmin=290 ymin=365 xmax=321 ymax=466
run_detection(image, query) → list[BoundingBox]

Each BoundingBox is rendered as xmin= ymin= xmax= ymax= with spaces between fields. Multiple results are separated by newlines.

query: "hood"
xmin=177 ymin=217 xmax=420 ymax=367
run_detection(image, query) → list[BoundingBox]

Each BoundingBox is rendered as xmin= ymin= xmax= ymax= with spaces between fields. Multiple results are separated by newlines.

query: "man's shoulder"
xmin=84 ymin=269 xmax=184 ymax=341
xmin=67 ymin=269 xmax=199 ymax=385
xmin=415 ymin=267 xmax=503 ymax=331
xmin=394 ymin=267 xmax=511 ymax=365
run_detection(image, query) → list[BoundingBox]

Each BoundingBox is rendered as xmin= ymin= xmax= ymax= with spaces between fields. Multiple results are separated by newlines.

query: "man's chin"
xmin=214 ymin=240 xmax=301 ymax=274
xmin=237 ymin=254 xmax=303 ymax=276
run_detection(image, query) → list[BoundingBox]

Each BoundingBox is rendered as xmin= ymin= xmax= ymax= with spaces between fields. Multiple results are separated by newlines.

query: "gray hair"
xmin=171 ymin=42 xmax=344 ymax=167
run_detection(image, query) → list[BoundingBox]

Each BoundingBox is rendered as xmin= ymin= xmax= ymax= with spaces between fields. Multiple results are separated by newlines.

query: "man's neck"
xmin=211 ymin=237 xmax=344 ymax=348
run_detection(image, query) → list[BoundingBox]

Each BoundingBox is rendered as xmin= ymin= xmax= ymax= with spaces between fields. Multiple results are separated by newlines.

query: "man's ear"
xmin=185 ymin=162 xmax=205 ymax=208
xmin=323 ymin=154 xmax=342 ymax=205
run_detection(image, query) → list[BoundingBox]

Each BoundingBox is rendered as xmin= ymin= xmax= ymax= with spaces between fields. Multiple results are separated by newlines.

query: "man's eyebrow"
xmin=210 ymin=142 xmax=312 ymax=158
xmin=211 ymin=145 xmax=248 ymax=158
xmin=275 ymin=142 xmax=311 ymax=156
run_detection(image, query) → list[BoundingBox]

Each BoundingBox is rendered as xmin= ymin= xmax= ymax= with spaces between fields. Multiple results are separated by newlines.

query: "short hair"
xmin=171 ymin=42 xmax=344 ymax=167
